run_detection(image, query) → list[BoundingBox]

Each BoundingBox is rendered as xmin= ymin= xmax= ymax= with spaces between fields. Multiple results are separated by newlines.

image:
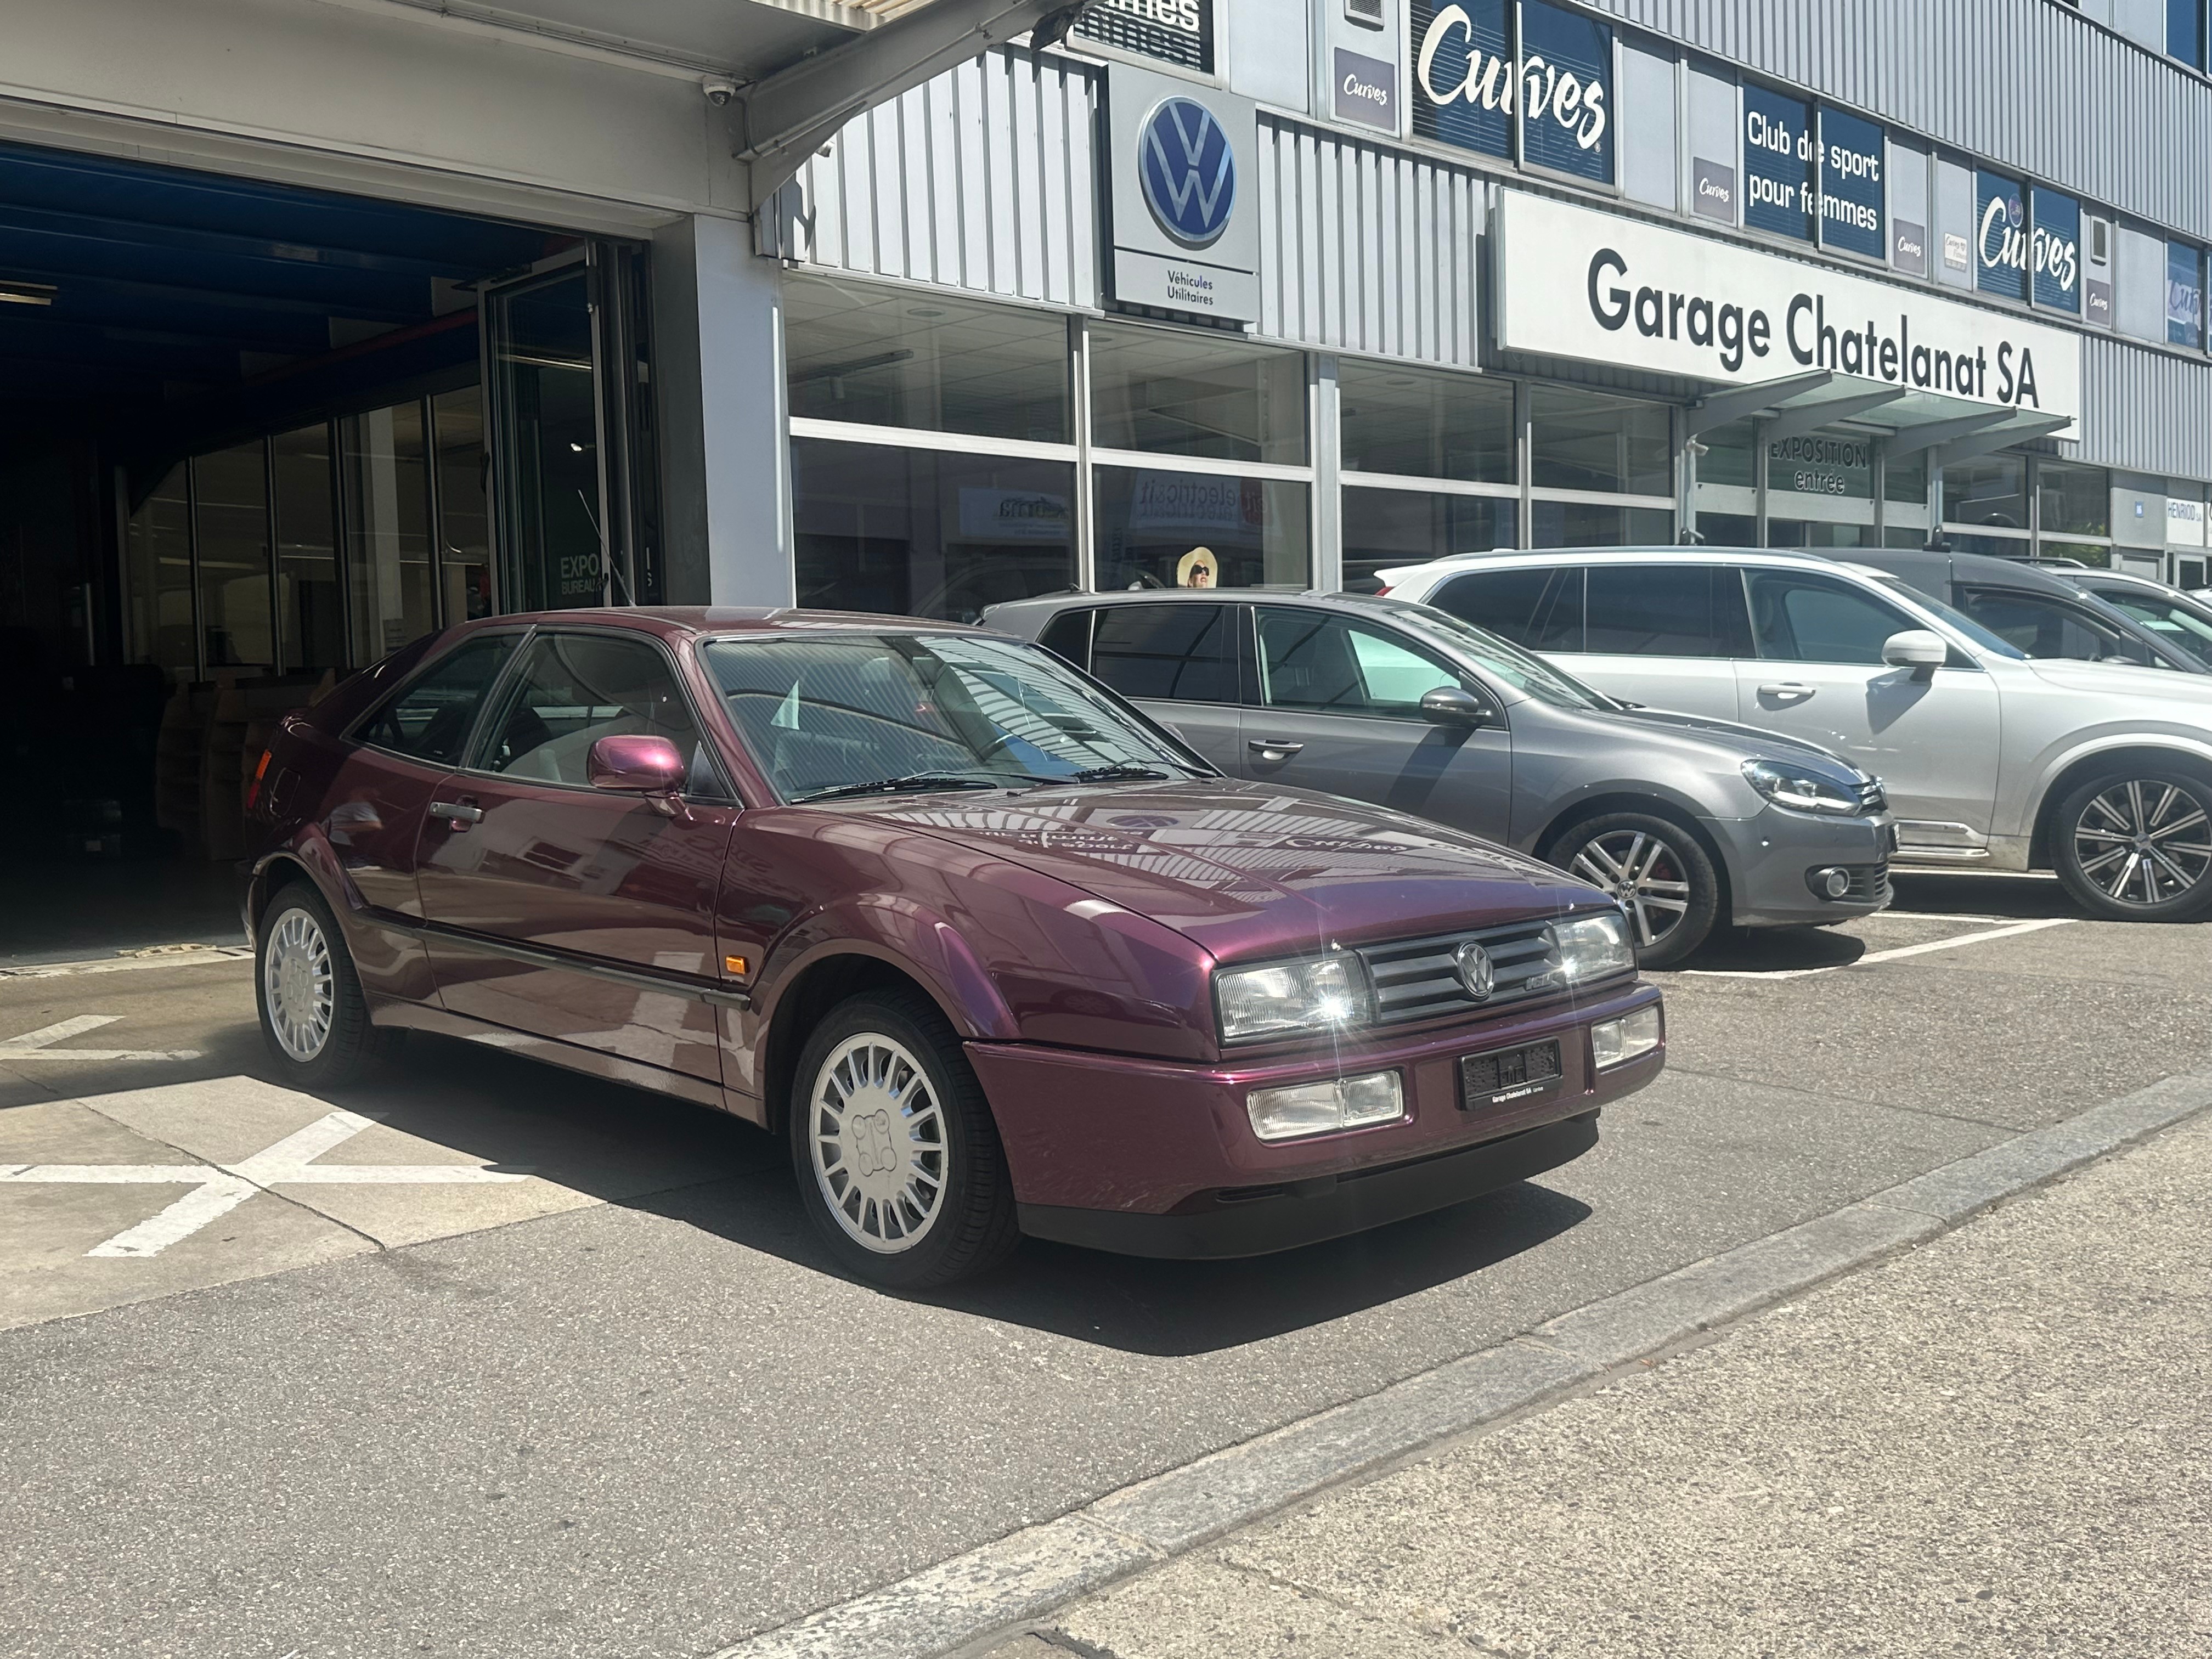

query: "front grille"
xmin=1358 ymin=918 xmax=1572 ymax=1027
xmin=1845 ymin=864 xmax=1893 ymax=906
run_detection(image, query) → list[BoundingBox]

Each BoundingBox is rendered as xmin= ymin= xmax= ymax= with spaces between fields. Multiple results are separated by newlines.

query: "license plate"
xmin=1459 ymin=1039 xmax=1564 ymax=1109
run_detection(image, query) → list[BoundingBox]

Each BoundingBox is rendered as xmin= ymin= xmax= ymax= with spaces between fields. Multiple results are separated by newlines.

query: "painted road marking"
xmin=1683 ymin=917 xmax=2080 ymax=980
xmin=0 ymin=1014 xmax=202 ymax=1063
xmin=0 ymin=1108 xmax=529 ymax=1257
xmin=0 ymin=947 xmax=252 ymax=980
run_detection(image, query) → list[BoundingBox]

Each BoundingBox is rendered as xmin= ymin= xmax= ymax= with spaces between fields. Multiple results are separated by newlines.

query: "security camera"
xmin=701 ymin=76 xmax=738 ymax=107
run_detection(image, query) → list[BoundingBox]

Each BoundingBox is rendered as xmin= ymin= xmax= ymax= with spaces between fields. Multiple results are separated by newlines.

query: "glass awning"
xmin=1682 ymin=368 xmax=2072 ymax=465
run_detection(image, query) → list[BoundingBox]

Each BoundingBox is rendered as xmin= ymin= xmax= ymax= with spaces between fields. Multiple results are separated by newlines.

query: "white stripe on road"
xmin=0 ymin=948 xmax=253 ymax=980
xmin=87 ymin=1176 xmax=261 ymax=1259
xmin=4 ymin=1015 xmax=121 ymax=1048
xmin=0 ymin=1014 xmax=202 ymax=1063
xmin=1684 ymin=917 xmax=2079 ymax=980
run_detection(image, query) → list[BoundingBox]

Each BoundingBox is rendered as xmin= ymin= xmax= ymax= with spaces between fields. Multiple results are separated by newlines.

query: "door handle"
xmin=428 ymin=799 xmax=484 ymax=828
xmin=1248 ymin=739 xmax=1305 ymax=759
xmin=1756 ymin=682 xmax=1816 ymax=702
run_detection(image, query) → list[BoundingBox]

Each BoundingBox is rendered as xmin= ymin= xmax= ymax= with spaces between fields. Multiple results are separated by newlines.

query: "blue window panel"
xmin=2171 ymin=0 xmax=2205 ymax=70
xmin=2030 ymin=187 xmax=2081 ymax=314
xmin=1743 ymin=84 xmax=1814 ymax=242
xmin=1975 ymin=172 xmax=2029 ymax=303
xmin=2168 ymin=241 xmax=2205 ymax=349
xmin=1818 ymin=107 xmax=1885 ymax=261
xmin=1409 ymin=0 xmax=1513 ymax=160
xmin=1519 ymin=0 xmax=1613 ymax=185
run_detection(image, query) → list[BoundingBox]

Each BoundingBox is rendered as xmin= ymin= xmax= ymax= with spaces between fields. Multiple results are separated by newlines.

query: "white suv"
xmin=1376 ymin=548 xmax=2212 ymax=922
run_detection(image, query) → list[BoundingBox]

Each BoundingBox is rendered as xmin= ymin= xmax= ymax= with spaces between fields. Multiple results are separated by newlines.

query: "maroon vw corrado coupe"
xmin=244 ymin=610 xmax=1664 ymax=1286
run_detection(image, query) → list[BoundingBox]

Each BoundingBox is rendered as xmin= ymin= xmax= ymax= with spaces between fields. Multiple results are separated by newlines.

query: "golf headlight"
xmin=1549 ymin=912 xmax=1637 ymax=983
xmin=1215 ymin=951 xmax=1373 ymax=1043
xmin=1742 ymin=759 xmax=1863 ymax=815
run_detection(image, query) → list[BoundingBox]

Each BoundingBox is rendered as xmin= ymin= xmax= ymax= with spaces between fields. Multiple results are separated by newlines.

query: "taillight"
xmin=1374 ymin=585 xmax=1392 ymax=597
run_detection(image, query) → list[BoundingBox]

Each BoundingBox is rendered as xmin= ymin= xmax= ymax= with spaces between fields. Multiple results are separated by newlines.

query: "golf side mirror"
xmin=1419 ymin=686 xmax=1496 ymax=727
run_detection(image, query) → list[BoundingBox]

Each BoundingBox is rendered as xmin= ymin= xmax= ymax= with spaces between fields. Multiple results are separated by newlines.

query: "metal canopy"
xmin=1684 ymin=368 xmax=2073 ymax=467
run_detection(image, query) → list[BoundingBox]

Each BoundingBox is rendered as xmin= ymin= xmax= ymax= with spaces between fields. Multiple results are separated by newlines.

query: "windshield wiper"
xmin=1056 ymin=764 xmax=1180 ymax=785
xmin=792 ymin=772 xmax=1012 ymax=804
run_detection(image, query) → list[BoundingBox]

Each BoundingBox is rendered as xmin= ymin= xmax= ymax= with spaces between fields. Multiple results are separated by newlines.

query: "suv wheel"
xmin=255 ymin=881 xmax=404 ymax=1087
xmin=2053 ymin=770 xmax=2212 ymax=921
xmin=1553 ymin=812 xmax=1722 ymax=969
xmin=789 ymin=990 xmax=1020 ymax=1289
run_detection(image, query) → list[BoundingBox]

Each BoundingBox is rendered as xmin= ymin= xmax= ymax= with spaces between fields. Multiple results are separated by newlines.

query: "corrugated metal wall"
xmin=1251 ymin=117 xmax=1486 ymax=367
xmin=759 ymin=48 xmax=1097 ymax=310
xmin=1593 ymin=0 xmax=2212 ymax=243
xmin=2081 ymin=334 xmax=2212 ymax=479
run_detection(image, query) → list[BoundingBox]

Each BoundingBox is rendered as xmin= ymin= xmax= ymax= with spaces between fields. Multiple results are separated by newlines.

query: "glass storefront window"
xmin=1338 ymin=362 xmax=1514 ymax=484
xmin=433 ymin=387 xmax=493 ymax=625
xmin=1094 ymin=465 xmax=1310 ymax=590
xmin=1885 ymin=447 xmax=1929 ymax=506
xmin=194 ymin=443 xmax=273 ymax=670
xmin=1768 ymin=521 xmax=1872 ymax=549
xmin=1090 ymin=324 xmax=1307 ymax=465
xmin=487 ymin=268 xmax=603 ymax=612
xmin=1943 ymin=455 xmax=2027 ymax=529
xmin=2036 ymin=461 xmax=2108 ymax=538
xmin=1530 ymin=388 xmax=1670 ymax=496
xmin=1948 ymin=531 xmax=2032 ymax=558
xmin=792 ymin=439 xmax=1076 ymax=622
xmin=125 ymin=462 xmax=194 ymax=675
xmin=2039 ymin=540 xmax=2111 ymax=568
xmin=1699 ymin=513 xmax=1758 ymax=547
xmin=341 ymin=401 xmax=435 ymax=663
xmin=783 ymin=275 xmax=1071 ymax=443
xmin=274 ymin=424 xmax=340 ymax=675
xmin=1340 ymin=488 xmax=1516 ymax=590
xmin=1768 ymin=428 xmax=1873 ymax=501
xmin=1698 ymin=420 xmax=1757 ymax=489
xmin=1532 ymin=501 xmax=1673 ymax=547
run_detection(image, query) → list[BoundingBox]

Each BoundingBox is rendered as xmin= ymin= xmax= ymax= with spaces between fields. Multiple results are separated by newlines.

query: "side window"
xmin=1747 ymin=572 xmax=1916 ymax=664
xmin=1431 ymin=567 xmax=1586 ymax=652
xmin=1036 ymin=608 xmax=1094 ymax=670
xmin=356 ymin=633 xmax=521 ymax=766
xmin=1256 ymin=608 xmax=1460 ymax=718
xmin=1089 ymin=604 xmax=1238 ymax=703
xmin=1956 ymin=590 xmax=2159 ymax=668
xmin=1585 ymin=565 xmax=1743 ymax=657
xmin=479 ymin=633 xmax=715 ymax=790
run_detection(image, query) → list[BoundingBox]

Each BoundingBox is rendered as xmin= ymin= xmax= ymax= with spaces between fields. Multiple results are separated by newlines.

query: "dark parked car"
xmin=985 ymin=590 xmax=1895 ymax=967
xmin=245 ymin=610 xmax=1663 ymax=1286
xmin=2041 ymin=566 xmax=2212 ymax=673
xmin=1845 ymin=549 xmax=2203 ymax=673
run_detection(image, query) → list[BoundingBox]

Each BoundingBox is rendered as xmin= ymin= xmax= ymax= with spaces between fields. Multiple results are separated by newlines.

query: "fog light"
xmin=1246 ymin=1070 xmax=1404 ymax=1142
xmin=1592 ymin=1006 xmax=1663 ymax=1070
xmin=1811 ymin=866 xmax=1853 ymax=900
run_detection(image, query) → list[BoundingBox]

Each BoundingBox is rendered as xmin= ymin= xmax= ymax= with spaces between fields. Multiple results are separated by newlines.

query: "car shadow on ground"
xmin=1672 ymin=925 xmax=1869 ymax=974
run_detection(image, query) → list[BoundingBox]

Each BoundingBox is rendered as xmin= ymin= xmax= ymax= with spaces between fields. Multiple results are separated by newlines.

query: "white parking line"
xmin=0 ymin=947 xmax=253 ymax=980
xmin=1684 ymin=917 xmax=2080 ymax=980
xmin=0 ymin=1015 xmax=202 ymax=1063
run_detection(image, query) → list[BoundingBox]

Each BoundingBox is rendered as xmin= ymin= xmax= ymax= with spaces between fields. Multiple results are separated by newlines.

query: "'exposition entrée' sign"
xmin=1494 ymin=193 xmax=2081 ymax=426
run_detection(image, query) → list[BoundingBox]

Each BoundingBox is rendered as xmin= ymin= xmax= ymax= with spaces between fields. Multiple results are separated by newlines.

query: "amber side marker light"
xmin=724 ymin=955 xmax=750 ymax=977
xmin=245 ymin=749 xmax=272 ymax=812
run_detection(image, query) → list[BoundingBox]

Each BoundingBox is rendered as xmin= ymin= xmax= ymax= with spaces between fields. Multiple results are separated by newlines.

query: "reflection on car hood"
xmin=1603 ymin=705 xmax=1865 ymax=778
xmin=2023 ymin=657 xmax=2212 ymax=712
xmin=840 ymin=780 xmax=1604 ymax=962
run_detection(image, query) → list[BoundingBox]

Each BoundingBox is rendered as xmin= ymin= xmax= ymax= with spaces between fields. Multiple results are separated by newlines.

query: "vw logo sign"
xmin=1139 ymin=97 xmax=1237 ymax=249
xmin=1453 ymin=940 xmax=1496 ymax=1002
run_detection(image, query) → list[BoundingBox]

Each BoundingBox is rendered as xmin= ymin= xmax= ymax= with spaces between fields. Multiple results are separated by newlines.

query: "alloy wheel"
xmin=263 ymin=908 xmax=335 ymax=1063
xmin=808 ymin=1033 xmax=949 ymax=1255
xmin=2070 ymin=780 xmax=2212 ymax=908
xmin=1570 ymin=829 xmax=1694 ymax=949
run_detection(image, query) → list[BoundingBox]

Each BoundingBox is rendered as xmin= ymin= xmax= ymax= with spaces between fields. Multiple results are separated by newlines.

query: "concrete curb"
xmin=713 ymin=1068 xmax=2212 ymax=1659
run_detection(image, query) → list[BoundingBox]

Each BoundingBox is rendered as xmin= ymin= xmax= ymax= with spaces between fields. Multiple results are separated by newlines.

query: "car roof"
xmin=448 ymin=606 xmax=989 ymax=640
xmin=1848 ymin=548 xmax=2090 ymax=596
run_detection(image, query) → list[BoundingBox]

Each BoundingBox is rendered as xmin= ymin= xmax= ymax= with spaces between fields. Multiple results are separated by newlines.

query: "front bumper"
xmin=968 ymin=980 xmax=1662 ymax=1259
xmin=1712 ymin=806 xmax=1895 ymax=928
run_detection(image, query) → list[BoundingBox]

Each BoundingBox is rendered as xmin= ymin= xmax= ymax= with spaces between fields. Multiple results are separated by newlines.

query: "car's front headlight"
xmin=1215 ymin=951 xmax=1373 ymax=1043
xmin=1742 ymin=759 xmax=1864 ymax=815
xmin=1551 ymin=911 xmax=1637 ymax=983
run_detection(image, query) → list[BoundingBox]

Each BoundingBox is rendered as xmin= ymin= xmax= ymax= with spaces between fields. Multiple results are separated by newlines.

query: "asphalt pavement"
xmin=1 ymin=872 xmax=2206 ymax=1658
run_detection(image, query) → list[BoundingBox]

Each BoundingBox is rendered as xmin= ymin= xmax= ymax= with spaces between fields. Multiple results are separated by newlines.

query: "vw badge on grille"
xmin=1453 ymin=939 xmax=1496 ymax=1002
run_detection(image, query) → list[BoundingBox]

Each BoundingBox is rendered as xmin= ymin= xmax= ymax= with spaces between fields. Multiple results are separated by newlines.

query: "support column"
xmin=652 ymin=214 xmax=793 ymax=607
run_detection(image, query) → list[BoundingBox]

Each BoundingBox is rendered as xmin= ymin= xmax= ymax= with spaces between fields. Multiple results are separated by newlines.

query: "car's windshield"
xmin=1857 ymin=572 xmax=2030 ymax=660
xmin=701 ymin=632 xmax=1210 ymax=803
xmin=2091 ymin=587 xmax=2212 ymax=670
xmin=1349 ymin=596 xmax=1618 ymax=710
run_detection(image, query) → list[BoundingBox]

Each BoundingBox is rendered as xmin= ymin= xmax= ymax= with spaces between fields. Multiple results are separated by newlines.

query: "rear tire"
xmin=2051 ymin=769 xmax=2212 ymax=922
xmin=254 ymin=881 xmax=404 ymax=1088
xmin=1550 ymin=811 xmax=1722 ymax=969
xmin=788 ymin=990 xmax=1020 ymax=1289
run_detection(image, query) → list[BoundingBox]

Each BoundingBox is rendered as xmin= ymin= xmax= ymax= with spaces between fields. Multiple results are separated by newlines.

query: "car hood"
xmin=2021 ymin=657 xmax=2212 ymax=715
xmin=1596 ymin=704 xmax=1865 ymax=777
xmin=837 ymin=779 xmax=1606 ymax=963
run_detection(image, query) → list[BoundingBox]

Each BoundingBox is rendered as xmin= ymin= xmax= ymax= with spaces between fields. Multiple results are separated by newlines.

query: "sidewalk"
xmin=1009 ymin=1112 xmax=2212 ymax=1659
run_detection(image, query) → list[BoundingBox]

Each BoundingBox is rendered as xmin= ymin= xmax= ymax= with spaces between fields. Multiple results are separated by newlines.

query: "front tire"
xmin=2052 ymin=770 xmax=2212 ymax=921
xmin=1551 ymin=812 xmax=1722 ymax=969
xmin=788 ymin=990 xmax=1019 ymax=1289
xmin=255 ymin=881 xmax=403 ymax=1088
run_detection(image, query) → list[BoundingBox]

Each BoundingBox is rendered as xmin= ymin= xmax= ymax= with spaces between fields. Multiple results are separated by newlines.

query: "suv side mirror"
xmin=1419 ymin=685 xmax=1496 ymax=727
xmin=1880 ymin=630 xmax=1948 ymax=678
xmin=588 ymin=734 xmax=686 ymax=795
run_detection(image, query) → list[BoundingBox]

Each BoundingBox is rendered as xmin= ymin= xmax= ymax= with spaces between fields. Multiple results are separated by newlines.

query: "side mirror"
xmin=587 ymin=734 xmax=686 ymax=795
xmin=1881 ymin=630 xmax=1948 ymax=677
xmin=1419 ymin=685 xmax=1496 ymax=727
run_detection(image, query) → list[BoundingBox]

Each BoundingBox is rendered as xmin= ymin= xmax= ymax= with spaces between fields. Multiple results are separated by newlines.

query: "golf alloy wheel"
xmin=2067 ymin=777 xmax=2212 ymax=912
xmin=1570 ymin=829 xmax=1695 ymax=950
xmin=262 ymin=906 xmax=335 ymax=1063
xmin=808 ymin=1031 xmax=950 ymax=1255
